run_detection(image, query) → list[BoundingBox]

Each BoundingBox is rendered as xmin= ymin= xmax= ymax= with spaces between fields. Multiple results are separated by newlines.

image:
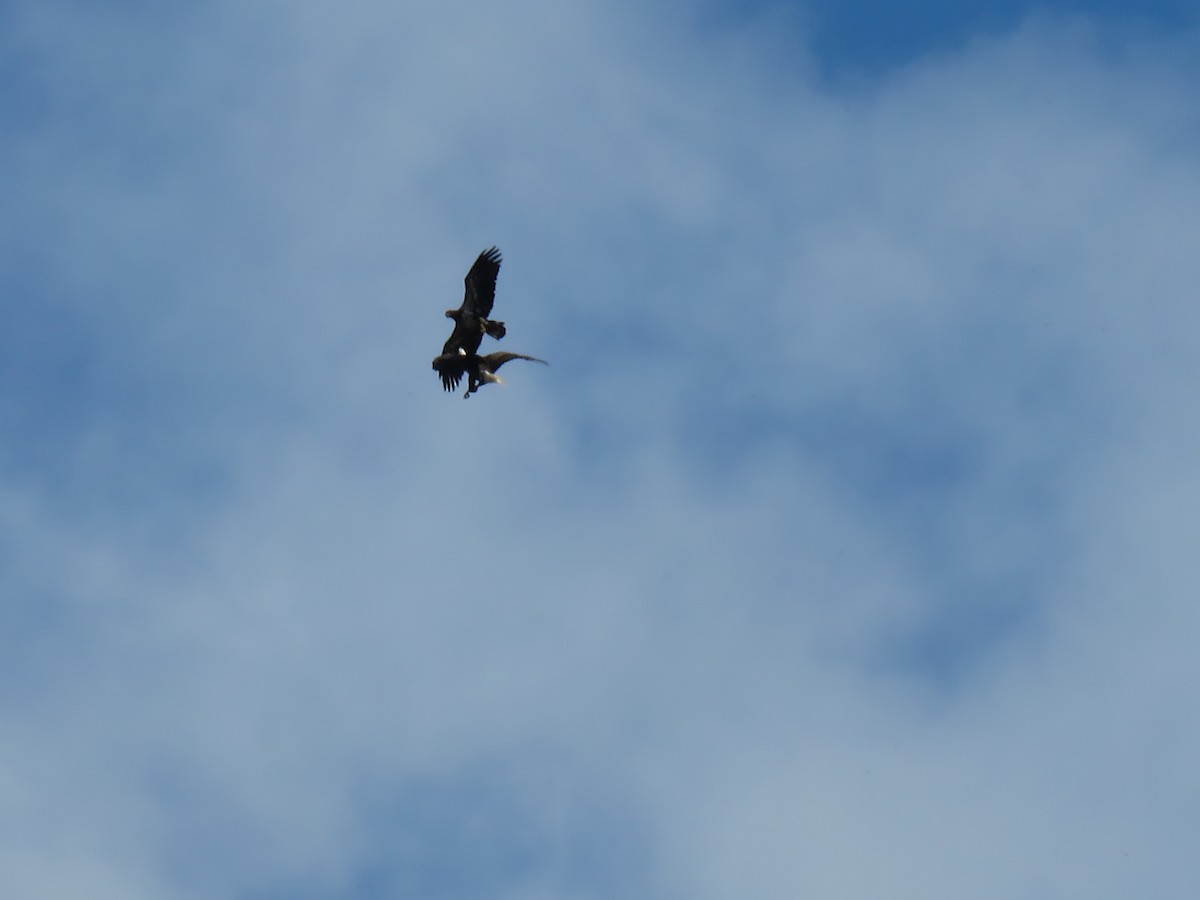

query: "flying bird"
xmin=432 ymin=349 xmax=548 ymax=398
xmin=441 ymin=247 xmax=507 ymax=362
xmin=432 ymin=247 xmax=548 ymax=398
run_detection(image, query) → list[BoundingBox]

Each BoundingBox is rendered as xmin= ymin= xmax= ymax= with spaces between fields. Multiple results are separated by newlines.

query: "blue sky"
xmin=764 ymin=0 xmax=1199 ymax=72
xmin=2 ymin=0 xmax=1200 ymax=897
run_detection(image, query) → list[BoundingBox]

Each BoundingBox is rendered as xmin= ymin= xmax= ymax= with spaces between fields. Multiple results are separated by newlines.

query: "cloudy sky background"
xmin=2 ymin=0 xmax=1199 ymax=896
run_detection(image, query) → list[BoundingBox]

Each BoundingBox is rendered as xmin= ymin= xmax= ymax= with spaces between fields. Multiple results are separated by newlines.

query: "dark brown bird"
xmin=441 ymin=247 xmax=507 ymax=363
xmin=432 ymin=350 xmax=548 ymax=398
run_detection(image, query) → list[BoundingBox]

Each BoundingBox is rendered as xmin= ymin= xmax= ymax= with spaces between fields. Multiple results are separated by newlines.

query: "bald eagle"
xmin=432 ymin=350 xmax=548 ymax=398
xmin=441 ymin=247 xmax=507 ymax=362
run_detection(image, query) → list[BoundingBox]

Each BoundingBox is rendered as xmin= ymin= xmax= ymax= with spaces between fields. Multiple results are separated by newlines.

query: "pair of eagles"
xmin=431 ymin=247 xmax=547 ymax=398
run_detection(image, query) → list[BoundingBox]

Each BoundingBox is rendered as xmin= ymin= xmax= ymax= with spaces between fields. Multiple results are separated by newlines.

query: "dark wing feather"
xmin=463 ymin=247 xmax=502 ymax=319
xmin=481 ymin=352 xmax=548 ymax=372
xmin=431 ymin=352 xmax=470 ymax=392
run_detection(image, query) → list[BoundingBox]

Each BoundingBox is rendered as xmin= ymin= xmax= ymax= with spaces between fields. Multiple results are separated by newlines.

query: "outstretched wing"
xmin=431 ymin=352 xmax=470 ymax=392
xmin=463 ymin=247 xmax=502 ymax=319
xmin=482 ymin=351 xmax=548 ymax=371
